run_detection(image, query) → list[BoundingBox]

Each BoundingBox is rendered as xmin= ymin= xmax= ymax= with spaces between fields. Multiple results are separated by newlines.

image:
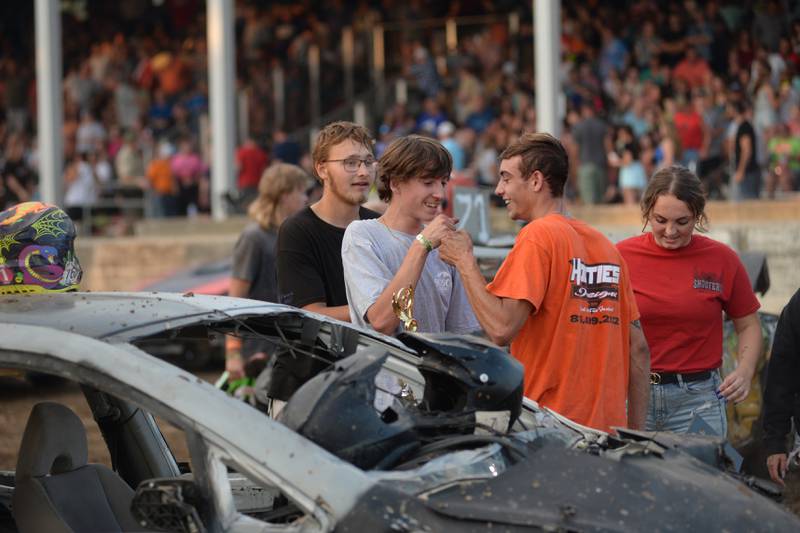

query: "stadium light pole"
xmin=35 ymin=0 xmax=63 ymax=206
xmin=534 ymin=0 xmax=561 ymax=138
xmin=207 ymin=0 xmax=236 ymax=220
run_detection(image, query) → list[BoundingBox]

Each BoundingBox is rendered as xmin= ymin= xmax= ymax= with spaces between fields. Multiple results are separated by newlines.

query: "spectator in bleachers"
xmin=766 ymin=122 xmax=800 ymax=198
xmin=63 ymin=153 xmax=98 ymax=222
xmin=170 ymin=137 xmax=206 ymax=216
xmin=572 ymin=102 xmax=610 ymax=205
xmin=673 ymin=47 xmax=712 ymax=90
xmin=673 ymin=95 xmax=705 ymax=171
xmin=437 ymin=122 xmax=465 ymax=172
xmin=146 ymin=141 xmax=178 ymax=218
xmin=114 ymin=131 xmax=146 ymax=190
xmin=609 ymin=125 xmax=647 ymax=206
xmin=415 ymin=97 xmax=448 ymax=136
xmin=75 ymin=111 xmax=107 ymax=156
xmin=728 ymin=99 xmax=761 ymax=201
xmin=236 ymin=136 xmax=270 ymax=204
xmin=271 ymin=130 xmax=301 ymax=166
xmin=0 ymin=134 xmax=35 ymax=209
xmin=3 ymin=0 xmax=800 ymax=222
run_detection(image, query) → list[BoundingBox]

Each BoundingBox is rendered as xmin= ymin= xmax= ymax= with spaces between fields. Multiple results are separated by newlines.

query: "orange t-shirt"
xmin=146 ymin=159 xmax=176 ymax=195
xmin=487 ymin=214 xmax=639 ymax=433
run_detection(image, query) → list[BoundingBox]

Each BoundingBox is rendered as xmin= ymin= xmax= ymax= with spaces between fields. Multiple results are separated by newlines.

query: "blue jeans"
xmin=646 ymin=371 xmax=727 ymax=437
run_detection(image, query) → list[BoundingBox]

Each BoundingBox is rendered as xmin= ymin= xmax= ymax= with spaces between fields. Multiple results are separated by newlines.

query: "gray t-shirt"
xmin=572 ymin=116 xmax=609 ymax=167
xmin=232 ymin=223 xmax=278 ymax=302
xmin=342 ymin=219 xmax=480 ymax=335
xmin=232 ymin=223 xmax=279 ymax=358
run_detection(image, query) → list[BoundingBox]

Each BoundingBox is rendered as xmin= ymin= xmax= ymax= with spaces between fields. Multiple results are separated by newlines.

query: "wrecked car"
xmin=0 ymin=291 xmax=798 ymax=532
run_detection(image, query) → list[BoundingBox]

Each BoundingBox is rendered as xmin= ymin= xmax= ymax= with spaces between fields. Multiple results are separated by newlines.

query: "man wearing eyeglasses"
xmin=341 ymin=135 xmax=479 ymax=335
xmin=272 ymin=121 xmax=380 ymax=402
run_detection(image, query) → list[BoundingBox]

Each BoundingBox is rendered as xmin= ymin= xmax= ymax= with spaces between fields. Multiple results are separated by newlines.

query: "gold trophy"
xmin=392 ymin=284 xmax=418 ymax=332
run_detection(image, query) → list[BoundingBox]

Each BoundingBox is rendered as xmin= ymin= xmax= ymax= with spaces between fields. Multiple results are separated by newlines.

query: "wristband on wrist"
xmin=415 ymin=232 xmax=433 ymax=252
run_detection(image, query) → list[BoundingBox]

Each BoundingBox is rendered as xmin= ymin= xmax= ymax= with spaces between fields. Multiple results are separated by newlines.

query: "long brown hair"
xmin=248 ymin=163 xmax=310 ymax=230
xmin=377 ymin=135 xmax=452 ymax=202
xmin=641 ymin=165 xmax=708 ymax=232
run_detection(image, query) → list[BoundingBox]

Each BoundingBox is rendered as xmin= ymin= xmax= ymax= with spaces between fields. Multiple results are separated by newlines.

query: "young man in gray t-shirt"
xmin=342 ymin=135 xmax=479 ymax=335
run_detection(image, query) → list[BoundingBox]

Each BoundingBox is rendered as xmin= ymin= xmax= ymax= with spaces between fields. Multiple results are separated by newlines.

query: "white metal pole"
xmin=207 ymin=0 xmax=236 ymax=220
xmin=342 ymin=27 xmax=355 ymax=104
xmin=353 ymin=100 xmax=367 ymax=129
xmin=309 ymin=44 xmax=321 ymax=130
xmin=372 ymin=25 xmax=385 ymax=111
xmin=534 ymin=0 xmax=561 ymax=137
xmin=35 ymin=0 xmax=63 ymax=206
xmin=272 ymin=66 xmax=285 ymax=131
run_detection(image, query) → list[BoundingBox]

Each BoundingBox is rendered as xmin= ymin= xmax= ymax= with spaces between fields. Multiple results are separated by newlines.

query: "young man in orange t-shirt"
xmin=439 ymin=133 xmax=649 ymax=433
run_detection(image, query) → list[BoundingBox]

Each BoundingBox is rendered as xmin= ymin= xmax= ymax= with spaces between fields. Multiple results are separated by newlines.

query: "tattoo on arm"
xmin=631 ymin=319 xmax=642 ymax=330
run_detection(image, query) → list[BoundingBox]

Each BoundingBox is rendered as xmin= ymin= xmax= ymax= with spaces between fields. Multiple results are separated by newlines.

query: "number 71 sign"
xmin=452 ymin=187 xmax=491 ymax=244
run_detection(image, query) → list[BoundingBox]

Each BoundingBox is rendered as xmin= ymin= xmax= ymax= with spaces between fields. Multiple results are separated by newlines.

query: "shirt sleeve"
xmin=341 ymin=225 xmax=396 ymax=326
xmin=763 ymin=290 xmax=800 ymax=455
xmin=723 ymin=251 xmax=761 ymax=319
xmin=231 ymin=229 xmax=261 ymax=283
xmin=487 ymin=230 xmax=551 ymax=313
xmin=619 ymin=255 xmax=640 ymax=322
xmin=276 ymin=220 xmax=327 ymax=308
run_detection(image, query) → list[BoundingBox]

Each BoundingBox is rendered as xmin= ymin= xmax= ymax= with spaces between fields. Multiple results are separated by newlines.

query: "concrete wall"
xmin=76 ymin=200 xmax=799 ymax=314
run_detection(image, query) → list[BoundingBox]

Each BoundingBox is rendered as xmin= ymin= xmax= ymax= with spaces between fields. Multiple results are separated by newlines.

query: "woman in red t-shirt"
xmin=617 ymin=166 xmax=762 ymax=436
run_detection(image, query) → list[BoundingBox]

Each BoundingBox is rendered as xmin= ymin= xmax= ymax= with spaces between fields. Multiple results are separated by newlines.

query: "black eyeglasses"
xmin=323 ymin=157 xmax=377 ymax=173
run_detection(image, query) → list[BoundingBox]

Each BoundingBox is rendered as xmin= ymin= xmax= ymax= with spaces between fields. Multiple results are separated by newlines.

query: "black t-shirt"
xmin=660 ymin=27 xmax=686 ymax=68
xmin=277 ymin=205 xmax=379 ymax=308
xmin=270 ymin=205 xmax=379 ymax=400
xmin=735 ymin=120 xmax=759 ymax=174
xmin=1 ymin=159 xmax=35 ymax=208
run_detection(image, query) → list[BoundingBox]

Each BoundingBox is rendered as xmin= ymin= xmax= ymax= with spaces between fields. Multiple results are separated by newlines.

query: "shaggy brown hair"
xmin=376 ymin=135 xmax=452 ymax=202
xmin=498 ymin=132 xmax=569 ymax=197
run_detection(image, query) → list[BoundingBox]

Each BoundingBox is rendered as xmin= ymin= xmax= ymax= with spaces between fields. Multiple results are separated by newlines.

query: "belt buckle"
xmin=650 ymin=372 xmax=661 ymax=385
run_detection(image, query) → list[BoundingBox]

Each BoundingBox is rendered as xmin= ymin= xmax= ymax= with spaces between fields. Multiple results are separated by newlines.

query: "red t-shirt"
xmin=488 ymin=215 xmax=639 ymax=433
xmin=617 ymin=233 xmax=760 ymax=373
xmin=236 ymin=145 xmax=269 ymax=190
xmin=673 ymin=110 xmax=704 ymax=151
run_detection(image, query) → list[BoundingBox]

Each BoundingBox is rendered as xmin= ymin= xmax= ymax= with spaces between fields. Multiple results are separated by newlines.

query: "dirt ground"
xmin=0 ymin=373 xmax=202 ymax=470
xmin=2 ymin=374 xmax=799 ymax=517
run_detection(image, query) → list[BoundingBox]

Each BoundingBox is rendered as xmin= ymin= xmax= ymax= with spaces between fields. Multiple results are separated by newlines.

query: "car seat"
xmin=12 ymin=402 xmax=147 ymax=533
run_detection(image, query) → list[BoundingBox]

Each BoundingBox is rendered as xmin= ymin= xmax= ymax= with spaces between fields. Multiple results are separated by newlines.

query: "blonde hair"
xmin=248 ymin=163 xmax=310 ymax=230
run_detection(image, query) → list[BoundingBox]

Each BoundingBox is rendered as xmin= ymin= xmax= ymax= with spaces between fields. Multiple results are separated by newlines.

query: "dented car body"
xmin=0 ymin=292 xmax=797 ymax=532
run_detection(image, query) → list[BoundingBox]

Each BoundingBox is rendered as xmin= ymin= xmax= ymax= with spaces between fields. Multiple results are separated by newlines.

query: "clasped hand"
xmin=421 ymin=214 xmax=459 ymax=248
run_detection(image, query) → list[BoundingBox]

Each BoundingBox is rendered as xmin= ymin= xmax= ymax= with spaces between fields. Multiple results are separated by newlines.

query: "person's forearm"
xmin=302 ymin=302 xmax=351 ymax=322
xmin=735 ymin=317 xmax=762 ymax=377
xmin=366 ymin=241 xmax=429 ymax=334
xmin=736 ymin=145 xmax=751 ymax=176
xmin=228 ymin=277 xmax=251 ymax=299
xmin=455 ymin=256 xmax=521 ymax=346
xmin=628 ymin=323 xmax=650 ymax=429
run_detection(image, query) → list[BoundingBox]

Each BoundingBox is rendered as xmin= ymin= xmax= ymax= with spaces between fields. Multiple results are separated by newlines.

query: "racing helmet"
xmin=278 ymin=349 xmax=421 ymax=470
xmin=0 ymin=202 xmax=82 ymax=295
xmin=399 ymin=332 xmax=525 ymax=432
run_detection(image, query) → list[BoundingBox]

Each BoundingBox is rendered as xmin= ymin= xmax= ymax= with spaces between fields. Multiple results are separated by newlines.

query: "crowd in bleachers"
xmin=0 ymin=1 xmax=798 ymax=232
xmin=389 ymin=0 xmax=800 ymax=205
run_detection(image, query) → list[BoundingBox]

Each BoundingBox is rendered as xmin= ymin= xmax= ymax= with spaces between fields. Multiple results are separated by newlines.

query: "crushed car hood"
xmin=338 ymin=439 xmax=799 ymax=532
xmin=0 ymin=292 xmax=409 ymax=350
